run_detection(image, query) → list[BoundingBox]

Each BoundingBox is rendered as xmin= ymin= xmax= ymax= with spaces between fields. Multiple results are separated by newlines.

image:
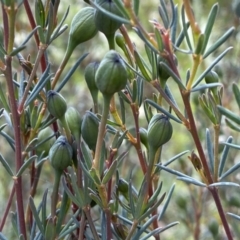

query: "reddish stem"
xmin=0 ymin=186 xmax=15 ymax=231
xmin=5 ymin=56 xmax=27 ymax=239
xmin=23 ymin=0 xmax=47 ymax=72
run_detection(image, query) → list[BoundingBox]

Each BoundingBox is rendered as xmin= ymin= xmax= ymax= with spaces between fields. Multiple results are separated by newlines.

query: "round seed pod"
xmin=49 ymin=136 xmax=73 ymax=172
xmin=65 ymin=107 xmax=82 ymax=142
xmin=68 ymin=7 xmax=98 ymax=49
xmin=94 ymin=0 xmax=122 ymax=36
xmin=36 ymin=127 xmax=55 ymax=157
xmin=95 ymin=50 xmax=128 ymax=97
xmin=47 ymin=90 xmax=67 ymax=119
xmin=204 ymin=70 xmax=219 ymax=84
xmin=147 ymin=113 xmax=173 ymax=150
xmin=81 ymin=111 xmax=99 ymax=151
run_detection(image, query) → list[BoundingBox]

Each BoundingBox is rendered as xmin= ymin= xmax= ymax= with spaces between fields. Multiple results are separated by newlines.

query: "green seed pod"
xmin=68 ymin=7 xmax=98 ymax=50
xmin=204 ymin=70 xmax=219 ymax=84
xmin=95 ymin=50 xmax=128 ymax=97
xmin=147 ymin=113 xmax=173 ymax=150
xmin=47 ymin=90 xmax=67 ymax=119
xmin=81 ymin=111 xmax=99 ymax=151
xmin=36 ymin=127 xmax=55 ymax=157
xmin=115 ymin=33 xmax=125 ymax=49
xmin=139 ymin=127 xmax=148 ymax=149
xmin=65 ymin=107 xmax=82 ymax=142
xmin=49 ymin=136 xmax=73 ymax=172
xmin=208 ymin=218 xmax=219 ymax=238
xmin=84 ymin=62 xmax=99 ymax=106
xmin=94 ymin=0 xmax=122 ymax=37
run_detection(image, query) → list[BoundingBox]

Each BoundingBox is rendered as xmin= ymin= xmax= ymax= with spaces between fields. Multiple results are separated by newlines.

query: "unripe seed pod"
xmin=94 ymin=0 xmax=122 ymax=36
xmin=81 ymin=111 xmax=99 ymax=151
xmin=139 ymin=127 xmax=148 ymax=149
xmin=65 ymin=107 xmax=82 ymax=142
xmin=68 ymin=7 xmax=98 ymax=49
xmin=36 ymin=127 xmax=55 ymax=156
xmin=147 ymin=114 xmax=173 ymax=150
xmin=84 ymin=62 xmax=99 ymax=104
xmin=47 ymin=90 xmax=67 ymax=119
xmin=204 ymin=70 xmax=219 ymax=84
xmin=208 ymin=218 xmax=219 ymax=238
xmin=49 ymin=136 xmax=73 ymax=172
xmin=95 ymin=50 xmax=128 ymax=97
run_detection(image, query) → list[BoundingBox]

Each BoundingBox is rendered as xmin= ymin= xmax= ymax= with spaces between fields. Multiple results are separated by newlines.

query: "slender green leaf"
xmin=201 ymin=3 xmax=219 ymax=54
xmin=209 ymin=182 xmax=240 ymax=188
xmin=219 ymin=136 xmax=233 ymax=177
xmin=218 ymin=105 xmax=240 ymax=125
xmin=16 ymin=155 xmax=37 ymax=177
xmin=156 ymin=164 xmax=190 ymax=178
xmin=159 ymin=62 xmax=186 ymax=90
xmin=0 ymin=153 xmax=14 ymax=176
xmin=56 ymin=53 xmax=89 ymax=92
xmin=0 ymin=233 xmax=8 ymax=240
xmin=219 ymin=162 xmax=240 ymax=181
xmin=91 ymin=0 xmax=131 ymax=24
xmin=177 ymin=177 xmax=206 ymax=187
xmin=133 ymin=215 xmax=158 ymax=239
xmin=29 ymin=197 xmax=45 ymax=235
xmin=203 ymin=27 xmax=235 ymax=58
xmin=140 ymin=222 xmax=179 ymax=240
xmin=227 ymin=213 xmax=240 ymax=221
xmin=232 ymin=83 xmax=240 ymax=110
xmin=163 ymin=150 xmax=189 ymax=167
xmin=133 ymin=0 xmax=140 ymax=16
xmin=20 ymin=26 xmax=40 ymax=47
xmin=50 ymin=6 xmax=70 ymax=43
xmin=206 ymin=128 xmax=214 ymax=173
xmin=225 ymin=119 xmax=240 ymax=132
xmin=191 ymin=83 xmax=222 ymax=92
xmin=25 ymin=64 xmax=52 ymax=106
xmin=9 ymin=45 xmax=26 ymax=57
xmin=193 ymin=47 xmax=232 ymax=88
xmin=181 ymin=5 xmax=192 ymax=51
xmin=158 ymin=184 xmax=175 ymax=220
xmin=145 ymin=99 xmax=182 ymax=123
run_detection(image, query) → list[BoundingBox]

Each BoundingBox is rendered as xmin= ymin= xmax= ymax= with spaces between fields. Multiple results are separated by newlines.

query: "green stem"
xmin=126 ymin=220 xmax=138 ymax=240
xmin=84 ymin=206 xmax=100 ymax=240
xmin=213 ymin=124 xmax=220 ymax=182
xmin=51 ymin=45 xmax=74 ymax=89
xmin=18 ymin=45 xmax=46 ymax=113
xmin=59 ymin=115 xmax=72 ymax=143
xmin=6 ymin=1 xmax=15 ymax=54
xmin=92 ymin=95 xmax=111 ymax=174
xmin=106 ymin=34 xmax=115 ymax=50
xmin=51 ymin=170 xmax=62 ymax=219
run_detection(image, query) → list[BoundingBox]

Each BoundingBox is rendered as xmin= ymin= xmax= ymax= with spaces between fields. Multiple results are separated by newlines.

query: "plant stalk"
xmin=5 ymin=55 xmax=27 ymax=239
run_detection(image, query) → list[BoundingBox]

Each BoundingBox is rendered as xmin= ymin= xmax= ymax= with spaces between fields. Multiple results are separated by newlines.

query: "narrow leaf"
xmin=209 ymin=182 xmax=240 ymax=188
xmin=206 ymin=128 xmax=214 ymax=173
xmin=16 ymin=155 xmax=37 ymax=177
xmin=191 ymin=83 xmax=222 ymax=92
xmin=158 ymin=184 xmax=175 ymax=220
xmin=218 ymin=136 xmax=233 ymax=177
xmin=29 ymin=197 xmax=45 ymax=235
xmin=145 ymin=99 xmax=182 ymax=123
xmin=218 ymin=105 xmax=240 ymax=125
xmin=0 ymin=154 xmax=14 ymax=176
xmin=203 ymin=27 xmax=235 ymax=58
xmin=193 ymin=47 xmax=232 ymax=88
xmin=177 ymin=177 xmax=206 ymax=187
xmin=232 ymin=83 xmax=240 ymax=110
xmin=201 ymin=3 xmax=219 ymax=54
xmin=219 ymin=162 xmax=240 ymax=181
